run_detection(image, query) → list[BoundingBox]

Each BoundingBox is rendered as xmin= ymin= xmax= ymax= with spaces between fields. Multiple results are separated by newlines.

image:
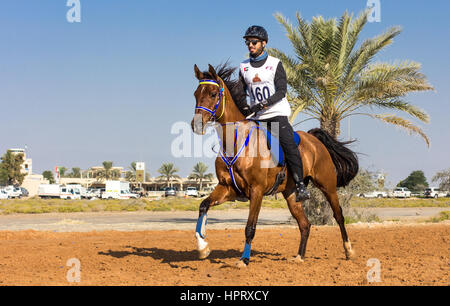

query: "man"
xmin=237 ymin=25 xmax=310 ymax=201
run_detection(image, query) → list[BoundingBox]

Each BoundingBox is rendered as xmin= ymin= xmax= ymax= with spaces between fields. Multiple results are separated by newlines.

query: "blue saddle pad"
xmin=257 ymin=124 xmax=301 ymax=167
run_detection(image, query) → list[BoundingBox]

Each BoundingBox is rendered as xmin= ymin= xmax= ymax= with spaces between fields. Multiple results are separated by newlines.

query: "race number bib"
xmin=251 ymin=85 xmax=271 ymax=102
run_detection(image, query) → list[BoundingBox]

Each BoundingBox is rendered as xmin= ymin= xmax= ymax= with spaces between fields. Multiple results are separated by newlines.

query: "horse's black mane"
xmin=201 ymin=62 xmax=247 ymax=109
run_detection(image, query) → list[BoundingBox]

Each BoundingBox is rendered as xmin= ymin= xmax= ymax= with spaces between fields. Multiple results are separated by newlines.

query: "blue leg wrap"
xmin=195 ymin=214 xmax=207 ymax=239
xmin=241 ymin=242 xmax=252 ymax=260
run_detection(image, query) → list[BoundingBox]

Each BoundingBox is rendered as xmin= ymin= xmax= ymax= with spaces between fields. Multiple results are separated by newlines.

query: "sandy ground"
xmin=0 ymin=223 xmax=448 ymax=286
xmin=0 ymin=207 xmax=447 ymax=232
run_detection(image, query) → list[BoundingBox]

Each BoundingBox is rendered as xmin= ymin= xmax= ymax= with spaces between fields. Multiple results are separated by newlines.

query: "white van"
xmin=60 ymin=186 xmax=81 ymax=200
xmin=38 ymin=184 xmax=61 ymax=199
xmin=102 ymin=181 xmax=139 ymax=200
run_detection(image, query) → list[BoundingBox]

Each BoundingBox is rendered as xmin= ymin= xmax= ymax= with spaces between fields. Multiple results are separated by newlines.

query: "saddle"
xmin=254 ymin=122 xmax=302 ymax=167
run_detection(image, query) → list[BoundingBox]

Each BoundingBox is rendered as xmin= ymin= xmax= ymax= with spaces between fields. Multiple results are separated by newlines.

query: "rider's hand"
xmin=241 ymin=105 xmax=251 ymax=116
xmin=249 ymin=102 xmax=265 ymax=114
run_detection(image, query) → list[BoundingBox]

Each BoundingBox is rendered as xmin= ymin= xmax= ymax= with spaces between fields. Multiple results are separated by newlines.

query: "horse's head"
xmin=191 ymin=64 xmax=224 ymax=135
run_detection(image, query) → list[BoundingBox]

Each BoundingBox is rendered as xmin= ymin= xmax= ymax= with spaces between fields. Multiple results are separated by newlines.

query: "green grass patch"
xmin=0 ymin=196 xmax=448 ymax=215
xmin=426 ymin=211 xmax=450 ymax=223
xmin=350 ymin=197 xmax=450 ymax=208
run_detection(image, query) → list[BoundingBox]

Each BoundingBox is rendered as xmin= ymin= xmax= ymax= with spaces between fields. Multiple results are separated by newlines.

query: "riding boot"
xmin=292 ymin=172 xmax=310 ymax=202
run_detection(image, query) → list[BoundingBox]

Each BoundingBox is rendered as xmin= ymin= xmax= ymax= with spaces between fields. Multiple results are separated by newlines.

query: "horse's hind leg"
xmin=283 ymin=190 xmax=311 ymax=262
xmin=318 ymin=184 xmax=355 ymax=259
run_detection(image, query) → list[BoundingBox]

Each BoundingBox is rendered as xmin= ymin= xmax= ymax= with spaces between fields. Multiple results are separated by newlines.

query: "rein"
xmin=218 ymin=122 xmax=259 ymax=195
xmin=195 ymin=78 xmax=258 ymax=196
xmin=195 ymin=79 xmax=226 ymax=121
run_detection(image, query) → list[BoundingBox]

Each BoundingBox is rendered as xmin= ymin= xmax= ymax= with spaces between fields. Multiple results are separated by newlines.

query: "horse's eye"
xmin=211 ymin=92 xmax=217 ymax=98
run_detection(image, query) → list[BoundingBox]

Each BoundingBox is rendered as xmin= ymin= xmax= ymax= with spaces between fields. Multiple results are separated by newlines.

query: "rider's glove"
xmin=249 ymin=101 xmax=267 ymax=114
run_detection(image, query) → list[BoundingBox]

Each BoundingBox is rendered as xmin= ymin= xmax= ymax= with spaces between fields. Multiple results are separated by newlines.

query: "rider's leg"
xmin=264 ymin=116 xmax=310 ymax=201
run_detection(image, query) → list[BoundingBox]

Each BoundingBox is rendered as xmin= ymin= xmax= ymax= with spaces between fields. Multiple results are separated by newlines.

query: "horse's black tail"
xmin=308 ymin=128 xmax=359 ymax=187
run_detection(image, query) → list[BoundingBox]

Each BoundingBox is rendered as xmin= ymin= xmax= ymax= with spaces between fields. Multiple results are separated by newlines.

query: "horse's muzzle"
xmin=191 ymin=114 xmax=205 ymax=135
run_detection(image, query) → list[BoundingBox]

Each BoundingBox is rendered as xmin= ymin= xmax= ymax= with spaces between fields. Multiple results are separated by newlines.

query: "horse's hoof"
xmin=344 ymin=241 xmax=355 ymax=260
xmin=345 ymin=249 xmax=355 ymax=260
xmin=289 ymin=255 xmax=305 ymax=263
xmin=198 ymin=245 xmax=211 ymax=259
xmin=235 ymin=260 xmax=248 ymax=269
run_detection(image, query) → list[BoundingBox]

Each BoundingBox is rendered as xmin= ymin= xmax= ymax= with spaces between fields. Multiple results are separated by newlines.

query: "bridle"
xmin=195 ymin=79 xmax=226 ymax=121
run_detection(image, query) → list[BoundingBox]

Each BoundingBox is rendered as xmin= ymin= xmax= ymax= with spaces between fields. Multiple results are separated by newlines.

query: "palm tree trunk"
xmin=320 ymin=117 xmax=341 ymax=140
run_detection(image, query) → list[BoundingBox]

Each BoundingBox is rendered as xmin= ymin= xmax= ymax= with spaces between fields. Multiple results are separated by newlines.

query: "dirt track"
xmin=0 ymin=224 xmax=448 ymax=286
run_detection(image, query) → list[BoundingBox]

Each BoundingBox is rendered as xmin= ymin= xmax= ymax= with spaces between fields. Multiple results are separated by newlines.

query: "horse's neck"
xmin=214 ymin=79 xmax=248 ymax=155
xmin=217 ymin=81 xmax=246 ymax=124
xmin=216 ymin=120 xmax=257 ymax=158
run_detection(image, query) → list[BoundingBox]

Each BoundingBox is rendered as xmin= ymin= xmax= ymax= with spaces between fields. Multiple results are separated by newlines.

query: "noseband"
xmin=195 ymin=79 xmax=226 ymax=121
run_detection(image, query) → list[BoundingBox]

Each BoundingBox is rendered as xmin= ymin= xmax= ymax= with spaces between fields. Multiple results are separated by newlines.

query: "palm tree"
xmin=189 ymin=162 xmax=214 ymax=191
xmin=125 ymin=162 xmax=137 ymax=182
xmin=58 ymin=167 xmax=68 ymax=178
xmin=157 ymin=163 xmax=180 ymax=187
xmin=102 ymin=161 xmax=114 ymax=179
xmin=70 ymin=167 xmax=81 ymax=178
xmin=94 ymin=161 xmax=114 ymax=181
xmin=270 ymin=10 xmax=434 ymax=145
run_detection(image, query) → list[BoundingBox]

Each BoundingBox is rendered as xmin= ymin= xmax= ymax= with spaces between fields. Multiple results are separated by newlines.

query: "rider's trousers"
xmin=256 ymin=116 xmax=304 ymax=181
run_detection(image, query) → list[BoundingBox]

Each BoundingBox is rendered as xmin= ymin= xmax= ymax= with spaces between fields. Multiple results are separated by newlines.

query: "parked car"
xmin=186 ymin=187 xmax=199 ymax=197
xmin=0 ymin=189 xmax=9 ymax=199
xmin=164 ymin=187 xmax=177 ymax=197
xmin=4 ymin=186 xmax=22 ymax=199
xmin=393 ymin=187 xmax=411 ymax=198
xmin=424 ymin=187 xmax=447 ymax=198
xmin=358 ymin=191 xmax=388 ymax=198
xmin=20 ymin=187 xmax=29 ymax=197
xmin=85 ymin=188 xmax=101 ymax=199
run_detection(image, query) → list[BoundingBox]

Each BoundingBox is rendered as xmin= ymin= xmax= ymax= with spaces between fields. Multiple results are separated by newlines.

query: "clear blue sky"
xmin=0 ymin=0 xmax=449 ymax=188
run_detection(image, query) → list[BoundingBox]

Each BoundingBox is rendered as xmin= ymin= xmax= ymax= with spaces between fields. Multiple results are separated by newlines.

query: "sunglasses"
xmin=245 ymin=39 xmax=262 ymax=46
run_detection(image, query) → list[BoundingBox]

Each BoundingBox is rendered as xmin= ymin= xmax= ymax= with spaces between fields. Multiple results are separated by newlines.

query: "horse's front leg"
xmin=237 ymin=187 xmax=264 ymax=267
xmin=195 ymin=183 xmax=236 ymax=259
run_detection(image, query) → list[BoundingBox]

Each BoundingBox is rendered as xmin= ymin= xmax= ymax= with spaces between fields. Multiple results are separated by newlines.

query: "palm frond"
xmin=371 ymin=114 xmax=430 ymax=147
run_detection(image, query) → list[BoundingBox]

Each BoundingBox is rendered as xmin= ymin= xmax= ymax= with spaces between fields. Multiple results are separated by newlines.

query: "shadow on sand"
xmin=98 ymin=246 xmax=282 ymax=268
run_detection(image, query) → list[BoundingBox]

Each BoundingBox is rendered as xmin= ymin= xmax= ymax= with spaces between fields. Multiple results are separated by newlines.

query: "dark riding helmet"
xmin=243 ymin=25 xmax=268 ymax=43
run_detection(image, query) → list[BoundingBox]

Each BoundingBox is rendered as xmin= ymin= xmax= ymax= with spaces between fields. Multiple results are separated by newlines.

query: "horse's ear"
xmin=208 ymin=64 xmax=219 ymax=81
xmin=194 ymin=64 xmax=204 ymax=80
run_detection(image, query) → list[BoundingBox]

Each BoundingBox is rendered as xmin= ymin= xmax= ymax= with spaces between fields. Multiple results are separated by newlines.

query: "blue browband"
xmin=196 ymin=79 xmax=225 ymax=120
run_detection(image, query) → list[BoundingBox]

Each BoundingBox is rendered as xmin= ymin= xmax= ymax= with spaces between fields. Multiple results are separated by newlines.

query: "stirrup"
xmin=295 ymin=183 xmax=310 ymax=201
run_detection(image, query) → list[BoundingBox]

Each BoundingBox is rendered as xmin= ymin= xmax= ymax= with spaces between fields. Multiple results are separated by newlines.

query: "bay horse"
xmin=191 ymin=63 xmax=358 ymax=267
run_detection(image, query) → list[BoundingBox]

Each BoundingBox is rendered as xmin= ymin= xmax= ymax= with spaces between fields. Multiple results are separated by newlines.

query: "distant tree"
xmin=0 ymin=167 xmax=8 ymax=185
xmin=157 ymin=163 xmax=180 ymax=187
xmin=397 ymin=170 xmax=429 ymax=192
xmin=69 ymin=167 xmax=81 ymax=178
xmin=189 ymin=162 xmax=214 ymax=191
xmin=432 ymin=168 xmax=450 ymax=191
xmin=129 ymin=162 xmax=137 ymax=173
xmin=125 ymin=162 xmax=137 ymax=182
xmin=42 ymin=170 xmax=56 ymax=184
xmin=0 ymin=150 xmax=26 ymax=185
xmin=95 ymin=161 xmax=120 ymax=180
xmin=58 ymin=167 xmax=68 ymax=178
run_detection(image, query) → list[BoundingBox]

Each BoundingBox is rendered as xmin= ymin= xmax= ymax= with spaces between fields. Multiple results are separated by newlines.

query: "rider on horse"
xmin=237 ymin=25 xmax=311 ymax=201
